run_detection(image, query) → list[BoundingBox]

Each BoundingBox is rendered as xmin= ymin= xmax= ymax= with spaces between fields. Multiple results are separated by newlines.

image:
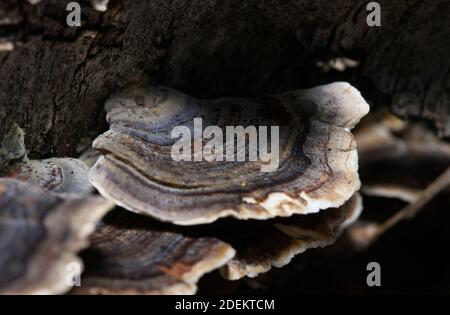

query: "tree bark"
xmin=1 ymin=0 xmax=449 ymax=157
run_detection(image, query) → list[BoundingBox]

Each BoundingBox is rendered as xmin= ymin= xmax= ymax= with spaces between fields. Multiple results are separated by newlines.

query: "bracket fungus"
xmin=219 ymin=193 xmax=362 ymax=280
xmin=0 ymin=179 xmax=114 ymax=294
xmin=74 ymin=194 xmax=361 ymax=293
xmin=355 ymin=111 xmax=450 ymax=202
xmin=0 ymin=124 xmax=92 ymax=194
xmin=91 ymin=0 xmax=109 ymax=12
xmin=90 ymin=82 xmax=369 ymax=225
xmin=74 ymin=210 xmax=236 ymax=295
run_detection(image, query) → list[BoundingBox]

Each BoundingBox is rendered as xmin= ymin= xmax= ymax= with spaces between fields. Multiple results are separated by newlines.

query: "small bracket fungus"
xmin=90 ymin=82 xmax=369 ymax=225
xmin=355 ymin=111 xmax=450 ymax=202
xmin=0 ymin=179 xmax=114 ymax=295
xmin=0 ymin=123 xmax=92 ymax=194
xmin=91 ymin=0 xmax=109 ymax=12
xmin=74 ymin=194 xmax=361 ymax=292
xmin=74 ymin=210 xmax=235 ymax=295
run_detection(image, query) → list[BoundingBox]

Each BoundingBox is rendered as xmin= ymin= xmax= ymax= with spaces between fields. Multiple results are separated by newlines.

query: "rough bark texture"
xmin=1 ymin=0 xmax=449 ymax=157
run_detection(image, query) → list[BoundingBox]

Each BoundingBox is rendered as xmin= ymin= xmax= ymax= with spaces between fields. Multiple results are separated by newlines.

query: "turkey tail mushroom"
xmin=73 ymin=209 xmax=235 ymax=295
xmin=0 ymin=179 xmax=114 ymax=295
xmin=219 ymin=193 xmax=363 ymax=280
xmin=74 ymin=194 xmax=361 ymax=292
xmin=90 ymin=82 xmax=369 ymax=225
xmin=355 ymin=110 xmax=450 ymax=202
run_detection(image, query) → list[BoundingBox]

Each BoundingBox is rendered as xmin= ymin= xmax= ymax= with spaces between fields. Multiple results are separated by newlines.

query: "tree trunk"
xmin=1 ymin=0 xmax=449 ymax=157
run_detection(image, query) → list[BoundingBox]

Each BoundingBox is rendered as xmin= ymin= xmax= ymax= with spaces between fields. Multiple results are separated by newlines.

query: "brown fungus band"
xmin=90 ymin=82 xmax=369 ymax=225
